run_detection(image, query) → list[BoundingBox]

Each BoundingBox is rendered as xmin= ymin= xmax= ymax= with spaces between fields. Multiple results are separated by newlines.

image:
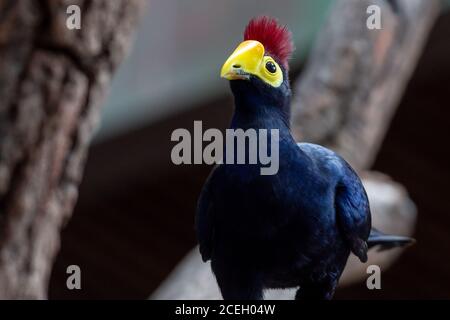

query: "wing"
xmin=195 ymin=169 xmax=217 ymax=262
xmin=297 ymin=143 xmax=371 ymax=262
xmin=334 ymin=161 xmax=371 ymax=262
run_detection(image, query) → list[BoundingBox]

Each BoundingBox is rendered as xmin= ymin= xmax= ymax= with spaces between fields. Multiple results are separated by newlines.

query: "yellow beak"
xmin=220 ymin=40 xmax=265 ymax=81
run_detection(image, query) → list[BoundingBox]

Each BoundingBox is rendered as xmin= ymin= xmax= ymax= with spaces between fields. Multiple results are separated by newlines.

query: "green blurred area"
xmin=98 ymin=0 xmax=333 ymax=141
xmin=98 ymin=0 xmax=448 ymax=142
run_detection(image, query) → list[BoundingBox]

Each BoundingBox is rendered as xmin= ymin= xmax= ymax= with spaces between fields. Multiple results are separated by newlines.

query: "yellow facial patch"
xmin=221 ymin=40 xmax=283 ymax=88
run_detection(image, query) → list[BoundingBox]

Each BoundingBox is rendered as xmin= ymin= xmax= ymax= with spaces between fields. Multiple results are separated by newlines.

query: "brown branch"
xmin=291 ymin=0 xmax=440 ymax=170
xmin=0 ymin=0 xmax=144 ymax=299
xmin=287 ymin=0 xmax=439 ymax=292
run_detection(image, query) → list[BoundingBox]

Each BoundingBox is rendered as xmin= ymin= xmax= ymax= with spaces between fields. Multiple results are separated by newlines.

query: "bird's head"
xmin=221 ymin=16 xmax=294 ymax=110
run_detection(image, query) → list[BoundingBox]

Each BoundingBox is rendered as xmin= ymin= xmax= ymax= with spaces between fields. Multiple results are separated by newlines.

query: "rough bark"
xmin=291 ymin=0 xmax=440 ymax=170
xmin=0 ymin=0 xmax=144 ymax=299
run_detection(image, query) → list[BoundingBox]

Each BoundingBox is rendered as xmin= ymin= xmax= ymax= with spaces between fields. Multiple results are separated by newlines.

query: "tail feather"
xmin=367 ymin=228 xmax=415 ymax=252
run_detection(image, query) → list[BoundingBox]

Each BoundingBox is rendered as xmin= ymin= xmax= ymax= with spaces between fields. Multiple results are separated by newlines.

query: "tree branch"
xmin=291 ymin=0 xmax=440 ymax=170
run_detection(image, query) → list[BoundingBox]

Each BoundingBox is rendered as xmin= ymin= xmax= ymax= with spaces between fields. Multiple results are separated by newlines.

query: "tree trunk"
xmin=0 ymin=0 xmax=144 ymax=299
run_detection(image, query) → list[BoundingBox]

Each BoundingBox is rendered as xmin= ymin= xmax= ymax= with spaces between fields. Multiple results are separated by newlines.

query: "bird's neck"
xmin=228 ymin=87 xmax=312 ymax=171
xmin=230 ymin=90 xmax=291 ymax=133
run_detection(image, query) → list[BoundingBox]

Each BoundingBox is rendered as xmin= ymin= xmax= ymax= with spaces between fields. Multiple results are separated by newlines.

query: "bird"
xmin=195 ymin=16 xmax=413 ymax=300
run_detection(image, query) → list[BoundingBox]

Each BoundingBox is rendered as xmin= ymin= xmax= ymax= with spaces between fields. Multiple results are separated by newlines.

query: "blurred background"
xmin=44 ymin=0 xmax=450 ymax=299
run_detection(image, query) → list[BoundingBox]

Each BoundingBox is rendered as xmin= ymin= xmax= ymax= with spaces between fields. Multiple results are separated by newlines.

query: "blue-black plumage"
xmin=196 ymin=16 xmax=413 ymax=300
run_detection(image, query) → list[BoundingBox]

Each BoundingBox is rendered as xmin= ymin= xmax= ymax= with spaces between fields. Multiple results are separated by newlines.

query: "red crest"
xmin=244 ymin=16 xmax=294 ymax=69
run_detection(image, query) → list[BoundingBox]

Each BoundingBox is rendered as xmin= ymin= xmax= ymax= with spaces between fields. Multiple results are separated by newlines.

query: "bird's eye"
xmin=265 ymin=61 xmax=277 ymax=73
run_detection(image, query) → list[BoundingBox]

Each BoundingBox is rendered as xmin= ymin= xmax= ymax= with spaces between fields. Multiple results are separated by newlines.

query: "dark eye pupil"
xmin=266 ymin=61 xmax=277 ymax=73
